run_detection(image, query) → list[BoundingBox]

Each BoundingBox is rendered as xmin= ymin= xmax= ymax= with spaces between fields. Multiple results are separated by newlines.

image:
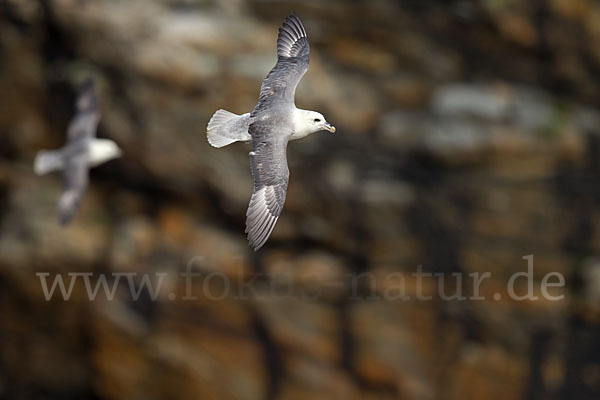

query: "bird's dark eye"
xmin=314 ymin=118 xmax=321 ymax=123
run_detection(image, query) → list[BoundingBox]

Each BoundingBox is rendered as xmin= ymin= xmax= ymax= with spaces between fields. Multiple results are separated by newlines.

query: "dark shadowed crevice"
xmin=554 ymin=132 xmax=600 ymax=399
xmin=403 ymin=154 xmax=490 ymax=394
xmin=39 ymin=0 xmax=74 ymax=62
xmin=560 ymin=313 xmax=600 ymax=399
xmin=39 ymin=0 xmax=78 ymax=141
xmin=554 ymin=133 xmax=600 ymax=254
xmin=335 ymin=300 xmax=400 ymax=396
xmin=0 ymin=1 xmax=30 ymax=33
xmin=0 ymin=180 xmax=9 ymax=224
xmin=330 ymin=139 xmax=402 ymax=396
xmin=247 ymin=305 xmax=282 ymax=400
xmin=336 ymin=299 xmax=355 ymax=380
xmin=525 ymin=328 xmax=552 ymax=400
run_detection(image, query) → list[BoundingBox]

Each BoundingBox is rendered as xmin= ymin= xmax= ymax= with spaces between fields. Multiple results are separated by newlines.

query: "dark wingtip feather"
xmin=245 ymin=186 xmax=283 ymax=251
xmin=276 ymin=13 xmax=309 ymax=58
xmin=76 ymin=77 xmax=98 ymax=113
xmin=59 ymin=208 xmax=74 ymax=227
xmin=58 ymin=190 xmax=81 ymax=227
xmin=80 ymin=77 xmax=94 ymax=90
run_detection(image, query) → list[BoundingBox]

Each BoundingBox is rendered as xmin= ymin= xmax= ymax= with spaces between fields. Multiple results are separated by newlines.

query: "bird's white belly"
xmin=88 ymin=138 xmax=120 ymax=167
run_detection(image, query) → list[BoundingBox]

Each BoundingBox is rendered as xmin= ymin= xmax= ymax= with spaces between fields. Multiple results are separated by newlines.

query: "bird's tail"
xmin=34 ymin=150 xmax=64 ymax=175
xmin=207 ymin=109 xmax=251 ymax=148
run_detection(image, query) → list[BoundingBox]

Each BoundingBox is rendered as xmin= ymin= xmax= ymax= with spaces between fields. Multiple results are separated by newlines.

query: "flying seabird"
xmin=207 ymin=13 xmax=336 ymax=251
xmin=34 ymin=79 xmax=122 ymax=225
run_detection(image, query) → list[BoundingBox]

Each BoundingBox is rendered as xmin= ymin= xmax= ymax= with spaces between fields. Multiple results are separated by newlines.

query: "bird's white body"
xmin=34 ymin=138 xmax=121 ymax=175
xmin=88 ymin=139 xmax=122 ymax=167
xmin=207 ymin=108 xmax=333 ymax=147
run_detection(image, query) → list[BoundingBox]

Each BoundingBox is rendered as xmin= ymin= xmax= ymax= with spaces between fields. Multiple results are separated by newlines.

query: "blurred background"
xmin=1 ymin=0 xmax=600 ymax=399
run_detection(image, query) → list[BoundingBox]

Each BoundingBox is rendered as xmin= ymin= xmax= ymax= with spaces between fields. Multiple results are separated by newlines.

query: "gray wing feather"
xmin=257 ymin=13 xmax=310 ymax=107
xmin=245 ymin=124 xmax=290 ymax=251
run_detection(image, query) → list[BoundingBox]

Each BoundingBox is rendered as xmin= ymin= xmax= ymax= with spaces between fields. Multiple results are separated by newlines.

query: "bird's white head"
xmin=293 ymin=109 xmax=336 ymax=139
xmin=89 ymin=138 xmax=122 ymax=167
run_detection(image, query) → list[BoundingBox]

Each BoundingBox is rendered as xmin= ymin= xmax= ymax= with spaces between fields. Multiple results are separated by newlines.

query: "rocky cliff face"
xmin=1 ymin=0 xmax=600 ymax=399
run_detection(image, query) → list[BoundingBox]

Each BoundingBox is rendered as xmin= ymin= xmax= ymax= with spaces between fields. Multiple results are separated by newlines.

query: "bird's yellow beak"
xmin=325 ymin=123 xmax=336 ymax=133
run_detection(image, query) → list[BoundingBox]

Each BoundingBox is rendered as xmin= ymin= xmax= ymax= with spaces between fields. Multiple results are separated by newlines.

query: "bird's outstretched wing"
xmin=67 ymin=78 xmax=100 ymax=141
xmin=257 ymin=13 xmax=310 ymax=107
xmin=245 ymin=123 xmax=291 ymax=251
xmin=59 ymin=141 xmax=89 ymax=226
xmin=60 ymin=79 xmax=99 ymax=225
